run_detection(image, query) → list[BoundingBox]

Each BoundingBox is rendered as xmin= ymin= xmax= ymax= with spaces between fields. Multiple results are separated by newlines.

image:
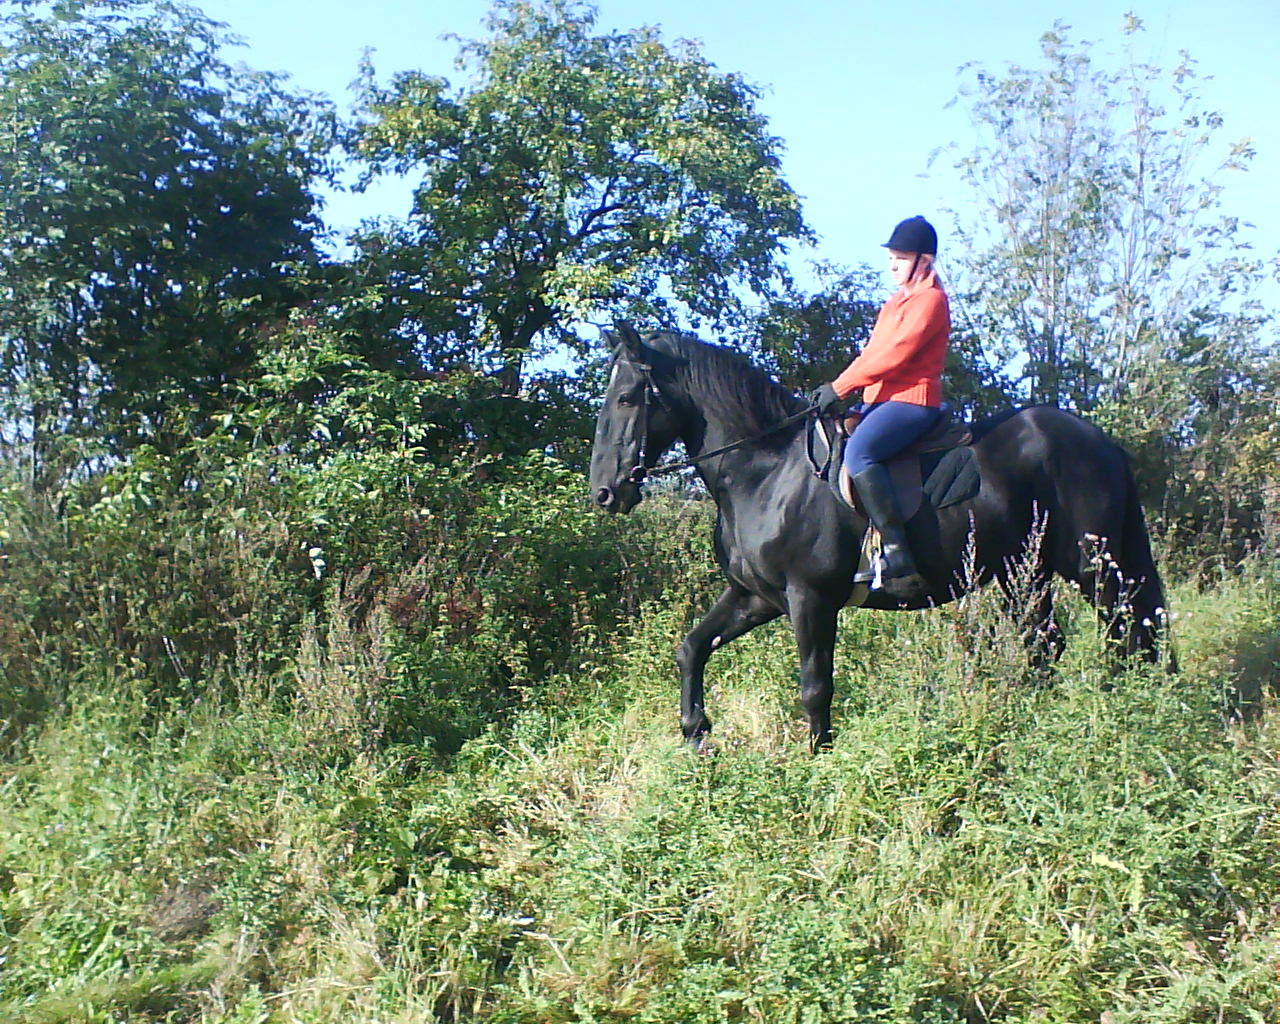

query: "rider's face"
xmin=888 ymin=250 xmax=918 ymax=288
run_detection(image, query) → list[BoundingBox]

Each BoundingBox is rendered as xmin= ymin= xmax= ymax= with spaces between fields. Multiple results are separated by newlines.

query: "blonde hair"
xmin=908 ymin=253 xmax=944 ymax=292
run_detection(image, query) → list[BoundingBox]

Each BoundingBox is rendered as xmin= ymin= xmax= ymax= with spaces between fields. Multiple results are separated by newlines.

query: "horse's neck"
xmin=673 ymin=383 xmax=757 ymax=457
xmin=663 ymin=368 xmax=803 ymax=494
xmin=685 ymin=412 xmax=799 ymax=502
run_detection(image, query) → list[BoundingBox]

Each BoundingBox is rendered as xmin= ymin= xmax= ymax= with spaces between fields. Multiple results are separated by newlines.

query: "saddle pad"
xmin=922 ymin=446 xmax=979 ymax=509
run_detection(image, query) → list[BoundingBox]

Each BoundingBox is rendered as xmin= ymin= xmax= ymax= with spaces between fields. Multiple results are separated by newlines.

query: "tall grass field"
xmin=2 ymin=488 xmax=1278 ymax=1023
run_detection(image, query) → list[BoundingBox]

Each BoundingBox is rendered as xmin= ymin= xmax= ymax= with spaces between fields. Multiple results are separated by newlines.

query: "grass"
xmin=2 ymin=561 xmax=1278 ymax=1023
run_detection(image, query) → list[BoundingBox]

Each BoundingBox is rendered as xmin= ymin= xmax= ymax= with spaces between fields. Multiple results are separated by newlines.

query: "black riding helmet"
xmin=883 ymin=215 xmax=938 ymax=255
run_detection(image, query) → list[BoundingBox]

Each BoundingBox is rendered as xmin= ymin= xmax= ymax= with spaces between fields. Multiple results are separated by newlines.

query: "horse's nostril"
xmin=595 ymin=487 xmax=614 ymax=508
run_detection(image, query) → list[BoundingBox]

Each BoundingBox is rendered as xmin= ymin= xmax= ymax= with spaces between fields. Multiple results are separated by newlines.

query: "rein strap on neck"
xmin=643 ymin=404 xmax=818 ymax=479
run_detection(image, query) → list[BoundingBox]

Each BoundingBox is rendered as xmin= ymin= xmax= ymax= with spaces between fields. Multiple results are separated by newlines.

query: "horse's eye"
xmin=616 ymin=393 xmax=636 ymax=407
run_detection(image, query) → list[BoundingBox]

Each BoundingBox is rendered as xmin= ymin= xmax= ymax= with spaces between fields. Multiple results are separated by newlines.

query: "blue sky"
xmin=198 ymin=0 xmax=1278 ymax=296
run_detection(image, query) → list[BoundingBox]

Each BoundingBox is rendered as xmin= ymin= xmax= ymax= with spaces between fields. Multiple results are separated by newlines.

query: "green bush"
xmin=0 ymin=393 xmax=710 ymax=757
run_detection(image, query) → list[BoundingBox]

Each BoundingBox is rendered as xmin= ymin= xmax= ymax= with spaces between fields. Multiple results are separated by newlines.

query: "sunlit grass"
xmin=1 ymin=561 xmax=1277 ymax=1022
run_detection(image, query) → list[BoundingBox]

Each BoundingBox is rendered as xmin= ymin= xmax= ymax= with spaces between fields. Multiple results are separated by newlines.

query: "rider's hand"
xmin=809 ymin=382 xmax=844 ymax=415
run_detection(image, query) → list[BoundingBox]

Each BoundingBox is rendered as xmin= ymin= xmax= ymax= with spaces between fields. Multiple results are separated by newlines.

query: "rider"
xmin=810 ymin=215 xmax=950 ymax=584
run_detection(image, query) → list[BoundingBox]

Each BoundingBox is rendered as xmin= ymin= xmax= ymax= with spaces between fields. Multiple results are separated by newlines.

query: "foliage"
xmin=0 ymin=314 xmax=692 ymax=754
xmin=0 ymin=0 xmax=336 ymax=478
xmin=347 ymin=0 xmax=813 ymax=390
xmin=751 ymin=262 xmax=882 ymax=394
xmin=1091 ymin=339 xmax=1280 ymax=574
xmin=944 ymin=14 xmax=1279 ymax=563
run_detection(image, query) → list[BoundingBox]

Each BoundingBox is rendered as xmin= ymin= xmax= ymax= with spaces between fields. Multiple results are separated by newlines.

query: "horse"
xmin=589 ymin=322 xmax=1170 ymax=751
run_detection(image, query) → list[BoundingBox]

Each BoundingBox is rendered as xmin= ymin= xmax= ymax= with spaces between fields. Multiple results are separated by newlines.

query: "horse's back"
xmin=975 ymin=405 xmax=1129 ymax=489
xmin=975 ymin=404 xmax=1117 ymax=452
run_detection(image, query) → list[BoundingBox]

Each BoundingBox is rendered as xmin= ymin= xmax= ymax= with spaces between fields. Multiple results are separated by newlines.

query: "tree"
xmin=348 ymin=0 xmax=813 ymax=392
xmin=0 ymin=0 xmax=335 ymax=480
xmin=752 ymin=263 xmax=882 ymax=394
xmin=944 ymin=14 xmax=1278 ymax=560
xmin=945 ymin=14 xmax=1271 ymax=411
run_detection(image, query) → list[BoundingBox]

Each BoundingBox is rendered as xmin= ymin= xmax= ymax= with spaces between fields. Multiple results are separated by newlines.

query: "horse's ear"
xmin=614 ymin=321 xmax=646 ymax=362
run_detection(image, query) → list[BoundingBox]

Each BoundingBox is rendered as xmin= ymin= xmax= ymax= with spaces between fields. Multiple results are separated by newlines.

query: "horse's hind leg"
xmin=1082 ymin=561 xmax=1135 ymax=665
xmin=1024 ymin=580 xmax=1066 ymax=677
xmin=676 ymin=586 xmax=781 ymax=747
xmin=996 ymin=570 xmax=1064 ymax=681
xmin=1111 ymin=573 xmax=1168 ymax=664
xmin=1119 ymin=546 xmax=1171 ymax=667
xmin=1077 ymin=537 xmax=1166 ymax=667
xmin=1073 ymin=470 xmax=1170 ymax=667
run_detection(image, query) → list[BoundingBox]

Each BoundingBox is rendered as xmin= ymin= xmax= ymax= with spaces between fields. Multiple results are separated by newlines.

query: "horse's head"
xmin=590 ymin=322 xmax=684 ymax=513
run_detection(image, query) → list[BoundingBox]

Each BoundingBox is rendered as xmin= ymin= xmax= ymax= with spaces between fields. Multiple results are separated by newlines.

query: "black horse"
xmin=589 ymin=323 xmax=1169 ymax=750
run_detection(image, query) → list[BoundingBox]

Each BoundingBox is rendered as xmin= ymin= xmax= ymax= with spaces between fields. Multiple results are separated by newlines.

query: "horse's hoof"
xmin=810 ymin=733 xmax=834 ymax=754
xmin=683 ymin=732 xmax=714 ymax=755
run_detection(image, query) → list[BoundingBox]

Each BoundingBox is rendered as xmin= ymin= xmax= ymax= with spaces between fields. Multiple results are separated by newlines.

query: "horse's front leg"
xmin=788 ymin=589 xmax=840 ymax=752
xmin=676 ymin=585 xmax=781 ymax=747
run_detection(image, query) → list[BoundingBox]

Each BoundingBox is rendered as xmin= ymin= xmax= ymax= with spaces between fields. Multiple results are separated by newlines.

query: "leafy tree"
xmin=0 ymin=0 xmax=336 ymax=481
xmin=218 ymin=306 xmax=597 ymax=477
xmin=348 ymin=0 xmax=813 ymax=392
xmin=752 ymin=263 xmax=882 ymax=394
xmin=944 ymin=14 xmax=1272 ymax=412
xmin=943 ymin=14 xmax=1278 ymax=559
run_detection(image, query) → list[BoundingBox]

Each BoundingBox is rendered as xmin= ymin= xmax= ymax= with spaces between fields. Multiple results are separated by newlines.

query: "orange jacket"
xmin=832 ymin=273 xmax=950 ymax=406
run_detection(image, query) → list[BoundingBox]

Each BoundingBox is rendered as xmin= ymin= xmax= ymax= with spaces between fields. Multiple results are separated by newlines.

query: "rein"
xmin=625 ymin=359 xmax=817 ymax=483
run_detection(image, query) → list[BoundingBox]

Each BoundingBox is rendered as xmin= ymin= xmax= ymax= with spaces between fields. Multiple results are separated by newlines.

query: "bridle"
xmin=626 ymin=360 xmax=663 ymax=483
xmin=618 ymin=359 xmax=817 ymax=484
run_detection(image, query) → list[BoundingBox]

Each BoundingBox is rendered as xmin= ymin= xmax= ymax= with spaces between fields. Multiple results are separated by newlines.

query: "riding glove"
xmin=809 ymin=382 xmax=844 ymax=415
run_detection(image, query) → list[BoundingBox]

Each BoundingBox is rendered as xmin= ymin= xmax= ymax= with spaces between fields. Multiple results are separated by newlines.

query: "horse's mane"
xmin=643 ymin=330 xmax=807 ymax=443
xmin=969 ymin=406 xmax=1022 ymax=442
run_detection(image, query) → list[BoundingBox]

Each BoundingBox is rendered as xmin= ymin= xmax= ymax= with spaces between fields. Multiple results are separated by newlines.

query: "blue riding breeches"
xmin=842 ymin=401 xmax=943 ymax=476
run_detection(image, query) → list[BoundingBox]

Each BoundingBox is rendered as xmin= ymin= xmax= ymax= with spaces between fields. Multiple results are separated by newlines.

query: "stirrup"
xmin=877 ymin=550 xmax=918 ymax=582
xmin=854 ymin=554 xmax=912 ymax=590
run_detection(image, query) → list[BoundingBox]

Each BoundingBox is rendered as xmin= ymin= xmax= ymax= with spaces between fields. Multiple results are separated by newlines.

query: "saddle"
xmin=808 ymin=405 xmax=979 ymax=520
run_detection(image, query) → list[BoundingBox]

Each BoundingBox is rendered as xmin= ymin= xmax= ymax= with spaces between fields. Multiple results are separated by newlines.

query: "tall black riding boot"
xmin=851 ymin=464 xmax=919 ymax=583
